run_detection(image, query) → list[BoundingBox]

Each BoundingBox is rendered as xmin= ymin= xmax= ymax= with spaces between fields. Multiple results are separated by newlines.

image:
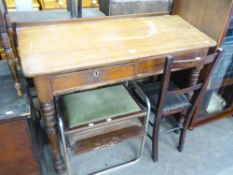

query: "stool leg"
xmin=58 ymin=117 xmax=72 ymax=175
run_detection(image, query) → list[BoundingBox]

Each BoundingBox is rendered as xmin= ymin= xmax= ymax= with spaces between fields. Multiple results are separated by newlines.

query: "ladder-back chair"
xmin=133 ymin=49 xmax=223 ymax=162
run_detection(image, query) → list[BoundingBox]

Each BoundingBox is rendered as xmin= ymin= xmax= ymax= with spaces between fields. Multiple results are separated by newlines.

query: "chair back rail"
xmin=167 ymin=83 xmax=203 ymax=96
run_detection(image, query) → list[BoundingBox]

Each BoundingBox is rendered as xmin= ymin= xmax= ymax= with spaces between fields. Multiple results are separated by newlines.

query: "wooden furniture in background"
xmin=172 ymin=0 xmax=233 ymax=128
xmin=0 ymin=0 xmax=22 ymax=96
xmin=172 ymin=0 xmax=233 ymax=48
xmin=16 ymin=13 xmax=216 ymax=172
xmin=0 ymin=61 xmax=40 ymax=175
xmin=98 ymin=0 xmax=170 ymax=16
xmin=0 ymin=119 xmax=40 ymax=175
xmin=0 ymin=40 xmax=6 ymax=59
xmin=0 ymin=0 xmax=73 ymax=65
xmin=82 ymin=0 xmax=98 ymax=8
xmin=39 ymin=0 xmax=67 ymax=10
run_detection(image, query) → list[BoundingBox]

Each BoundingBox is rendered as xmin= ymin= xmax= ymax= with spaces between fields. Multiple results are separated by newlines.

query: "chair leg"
xmin=7 ymin=61 xmax=22 ymax=96
xmin=178 ymin=127 xmax=186 ymax=152
xmin=178 ymin=112 xmax=190 ymax=152
xmin=178 ymin=105 xmax=196 ymax=152
xmin=152 ymin=114 xmax=161 ymax=162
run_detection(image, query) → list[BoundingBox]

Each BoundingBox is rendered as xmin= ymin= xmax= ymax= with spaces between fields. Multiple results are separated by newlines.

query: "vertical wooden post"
xmin=0 ymin=32 xmax=22 ymax=96
xmin=188 ymin=68 xmax=201 ymax=99
xmin=4 ymin=14 xmax=19 ymax=59
xmin=34 ymin=76 xmax=65 ymax=174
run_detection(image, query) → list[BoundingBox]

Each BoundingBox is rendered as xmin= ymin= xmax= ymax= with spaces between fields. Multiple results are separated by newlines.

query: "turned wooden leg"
xmin=6 ymin=57 xmax=22 ymax=96
xmin=0 ymin=32 xmax=22 ymax=96
xmin=34 ymin=76 xmax=65 ymax=174
xmin=188 ymin=68 xmax=201 ymax=99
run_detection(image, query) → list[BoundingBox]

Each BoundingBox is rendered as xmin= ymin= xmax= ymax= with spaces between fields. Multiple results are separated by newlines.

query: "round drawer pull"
xmin=93 ymin=71 xmax=100 ymax=77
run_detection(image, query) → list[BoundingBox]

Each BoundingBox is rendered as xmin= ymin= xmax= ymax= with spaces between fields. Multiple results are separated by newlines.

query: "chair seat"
xmin=137 ymin=82 xmax=191 ymax=113
xmin=61 ymin=85 xmax=141 ymax=129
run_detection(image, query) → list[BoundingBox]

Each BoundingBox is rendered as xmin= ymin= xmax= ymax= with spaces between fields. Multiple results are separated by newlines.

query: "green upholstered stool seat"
xmin=61 ymin=85 xmax=141 ymax=129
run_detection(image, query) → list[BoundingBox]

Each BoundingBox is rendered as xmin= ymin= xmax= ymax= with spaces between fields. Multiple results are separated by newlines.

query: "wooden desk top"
xmin=17 ymin=15 xmax=216 ymax=77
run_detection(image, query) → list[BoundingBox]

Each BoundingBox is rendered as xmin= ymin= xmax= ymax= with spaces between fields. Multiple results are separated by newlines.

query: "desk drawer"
xmin=51 ymin=63 xmax=135 ymax=94
xmin=138 ymin=51 xmax=202 ymax=77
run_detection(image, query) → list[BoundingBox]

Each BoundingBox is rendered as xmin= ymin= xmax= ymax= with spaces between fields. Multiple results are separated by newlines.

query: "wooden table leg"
xmin=188 ymin=68 xmax=201 ymax=99
xmin=34 ymin=76 xmax=65 ymax=174
xmin=188 ymin=49 xmax=209 ymax=99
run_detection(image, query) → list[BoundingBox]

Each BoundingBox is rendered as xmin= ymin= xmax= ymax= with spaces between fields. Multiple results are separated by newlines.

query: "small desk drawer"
xmin=51 ymin=63 xmax=135 ymax=95
xmin=138 ymin=51 xmax=202 ymax=77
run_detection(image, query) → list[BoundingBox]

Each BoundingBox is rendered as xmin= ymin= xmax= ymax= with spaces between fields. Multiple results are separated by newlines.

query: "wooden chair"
xmin=56 ymin=84 xmax=151 ymax=175
xmin=0 ymin=1 xmax=22 ymax=96
xmin=133 ymin=49 xmax=223 ymax=162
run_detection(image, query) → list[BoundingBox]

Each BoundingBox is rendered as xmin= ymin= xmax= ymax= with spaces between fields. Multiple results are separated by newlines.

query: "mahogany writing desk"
xmin=16 ymin=14 xmax=216 ymax=173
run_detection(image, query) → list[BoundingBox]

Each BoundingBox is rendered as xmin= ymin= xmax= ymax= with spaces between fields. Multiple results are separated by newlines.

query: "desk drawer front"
xmin=138 ymin=51 xmax=202 ymax=77
xmin=51 ymin=64 xmax=135 ymax=94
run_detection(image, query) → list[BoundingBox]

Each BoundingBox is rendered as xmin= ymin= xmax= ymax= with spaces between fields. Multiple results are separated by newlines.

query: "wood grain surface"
xmin=17 ymin=15 xmax=216 ymax=77
xmin=172 ymin=0 xmax=233 ymax=48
